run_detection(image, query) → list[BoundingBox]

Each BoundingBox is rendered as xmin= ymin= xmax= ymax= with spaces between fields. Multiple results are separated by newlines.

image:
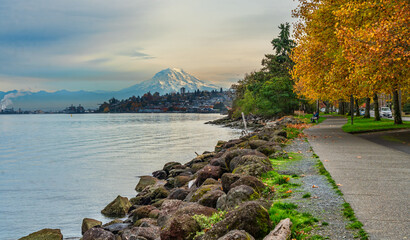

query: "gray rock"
xmin=217 ymin=185 xmax=259 ymax=211
xmin=83 ymin=227 xmax=115 ymax=240
xmin=218 ymin=230 xmax=255 ymax=240
xmin=230 ymin=176 xmax=266 ymax=194
xmin=152 ymin=170 xmax=167 ymax=180
xmin=135 ymin=176 xmax=158 ymax=192
xmin=82 ymin=218 xmax=102 ymax=235
xmin=19 ymin=229 xmax=63 ymax=240
xmin=198 ymin=190 xmax=225 ymax=208
xmin=202 ymin=201 xmax=272 ymax=240
xmin=121 ymin=226 xmax=160 ymax=240
xmin=221 ymin=173 xmax=242 ymax=193
xmin=101 ymin=195 xmax=132 ymax=218
xmin=168 ymin=188 xmax=190 ymax=200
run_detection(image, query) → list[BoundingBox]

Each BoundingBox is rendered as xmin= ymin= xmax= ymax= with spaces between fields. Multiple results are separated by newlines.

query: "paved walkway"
xmin=305 ymin=117 xmax=410 ymax=240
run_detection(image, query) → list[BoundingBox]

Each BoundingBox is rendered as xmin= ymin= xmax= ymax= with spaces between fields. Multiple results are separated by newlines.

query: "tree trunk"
xmin=364 ymin=97 xmax=371 ymax=118
xmin=355 ymin=98 xmax=360 ymax=116
xmin=338 ymin=100 xmax=344 ymax=115
xmin=325 ymin=101 xmax=330 ymax=114
xmin=350 ymin=95 xmax=354 ymax=125
xmin=373 ymin=93 xmax=381 ymax=121
xmin=393 ymin=90 xmax=403 ymax=124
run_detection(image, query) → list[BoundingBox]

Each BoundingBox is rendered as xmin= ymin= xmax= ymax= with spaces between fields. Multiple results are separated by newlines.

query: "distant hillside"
xmin=0 ymin=68 xmax=221 ymax=111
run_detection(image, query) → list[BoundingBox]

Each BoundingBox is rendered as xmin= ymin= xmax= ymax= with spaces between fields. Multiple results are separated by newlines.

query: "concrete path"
xmin=305 ymin=117 xmax=410 ymax=240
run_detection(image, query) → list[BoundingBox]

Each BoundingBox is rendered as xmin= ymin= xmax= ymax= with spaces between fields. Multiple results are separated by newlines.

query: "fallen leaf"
xmin=312 ymin=196 xmax=319 ymax=199
xmin=357 ymin=156 xmax=362 ymax=159
xmin=285 ymin=190 xmax=292 ymax=194
xmin=312 ymin=185 xmax=319 ymax=188
xmin=324 ymin=159 xmax=329 ymax=162
xmin=337 ymin=184 xmax=342 ymax=186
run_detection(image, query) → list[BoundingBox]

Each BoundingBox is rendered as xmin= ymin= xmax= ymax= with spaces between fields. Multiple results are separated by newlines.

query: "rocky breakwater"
xmin=19 ymin=116 xmax=301 ymax=240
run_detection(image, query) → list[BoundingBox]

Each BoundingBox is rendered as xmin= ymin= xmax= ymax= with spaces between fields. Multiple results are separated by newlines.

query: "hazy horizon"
xmin=0 ymin=0 xmax=298 ymax=92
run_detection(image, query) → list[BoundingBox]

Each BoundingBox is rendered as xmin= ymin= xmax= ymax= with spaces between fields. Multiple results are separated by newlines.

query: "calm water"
xmin=0 ymin=113 xmax=240 ymax=239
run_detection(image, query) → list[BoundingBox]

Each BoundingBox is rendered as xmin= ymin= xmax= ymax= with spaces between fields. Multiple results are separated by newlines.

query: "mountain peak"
xmin=123 ymin=68 xmax=219 ymax=95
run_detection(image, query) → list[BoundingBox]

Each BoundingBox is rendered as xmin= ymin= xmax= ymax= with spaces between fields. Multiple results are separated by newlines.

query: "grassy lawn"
xmin=342 ymin=117 xmax=410 ymax=133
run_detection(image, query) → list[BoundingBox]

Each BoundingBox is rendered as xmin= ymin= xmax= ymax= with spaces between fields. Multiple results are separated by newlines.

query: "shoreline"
xmin=19 ymin=116 xmax=363 ymax=240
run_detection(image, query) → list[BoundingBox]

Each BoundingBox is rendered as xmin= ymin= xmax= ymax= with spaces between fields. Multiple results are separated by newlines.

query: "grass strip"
xmin=342 ymin=117 xmax=410 ymax=133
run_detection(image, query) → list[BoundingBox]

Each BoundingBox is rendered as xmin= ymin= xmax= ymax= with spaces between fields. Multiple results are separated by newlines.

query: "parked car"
xmin=380 ymin=107 xmax=392 ymax=118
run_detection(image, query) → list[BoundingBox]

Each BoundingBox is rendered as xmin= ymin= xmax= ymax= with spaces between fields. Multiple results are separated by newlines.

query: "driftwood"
xmin=263 ymin=218 xmax=292 ymax=240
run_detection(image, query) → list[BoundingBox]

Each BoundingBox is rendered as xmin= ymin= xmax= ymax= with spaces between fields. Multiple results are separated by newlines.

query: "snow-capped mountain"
xmin=0 ymin=68 xmax=221 ymax=111
xmin=121 ymin=68 xmax=219 ymax=95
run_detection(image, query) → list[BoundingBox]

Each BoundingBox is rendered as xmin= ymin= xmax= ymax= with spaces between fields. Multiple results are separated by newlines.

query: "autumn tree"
xmin=335 ymin=0 xmax=409 ymax=124
xmin=292 ymin=0 xmax=409 ymax=124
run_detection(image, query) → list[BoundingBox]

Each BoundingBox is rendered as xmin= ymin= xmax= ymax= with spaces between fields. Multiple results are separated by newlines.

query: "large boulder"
xmin=198 ymin=190 xmax=226 ymax=208
xmin=185 ymin=184 xmax=221 ymax=202
xmin=130 ymin=205 xmax=157 ymax=222
xmin=233 ymin=163 xmax=271 ymax=177
xmin=135 ymin=176 xmax=158 ymax=192
xmin=157 ymin=199 xmax=187 ymax=226
xmin=169 ymin=168 xmax=192 ymax=178
xmin=222 ymin=149 xmax=266 ymax=168
xmin=221 ymin=173 xmax=242 ymax=193
xmin=121 ymin=226 xmax=161 ymax=240
xmin=19 ymin=229 xmax=63 ymax=240
xmin=160 ymin=214 xmax=200 ymax=240
xmin=218 ymin=230 xmax=255 ymax=240
xmin=230 ymin=176 xmax=266 ymax=194
xmin=202 ymin=201 xmax=272 ymax=240
xmin=157 ymin=201 xmax=216 ymax=228
xmin=83 ymin=228 xmax=115 ymax=240
xmin=174 ymin=175 xmax=191 ymax=187
xmin=163 ymin=162 xmax=182 ymax=174
xmin=82 ymin=218 xmax=102 ymax=235
xmin=249 ymin=140 xmax=269 ymax=149
xmin=168 ymin=188 xmax=190 ymax=200
xmin=152 ymin=170 xmax=167 ymax=180
xmin=195 ymin=165 xmax=223 ymax=187
xmin=131 ymin=185 xmax=169 ymax=205
xmin=257 ymin=143 xmax=281 ymax=157
xmin=229 ymin=155 xmax=271 ymax=172
xmin=217 ymin=185 xmax=260 ymax=211
xmin=101 ymin=195 xmax=132 ymax=217
xmin=191 ymin=162 xmax=209 ymax=173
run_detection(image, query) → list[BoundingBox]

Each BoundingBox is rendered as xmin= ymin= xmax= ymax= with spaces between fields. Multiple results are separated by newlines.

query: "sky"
xmin=0 ymin=0 xmax=299 ymax=92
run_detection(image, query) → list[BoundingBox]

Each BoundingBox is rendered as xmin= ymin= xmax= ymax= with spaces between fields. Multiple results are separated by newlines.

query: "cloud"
xmin=0 ymin=0 xmax=298 ymax=91
xmin=131 ymin=50 xmax=156 ymax=60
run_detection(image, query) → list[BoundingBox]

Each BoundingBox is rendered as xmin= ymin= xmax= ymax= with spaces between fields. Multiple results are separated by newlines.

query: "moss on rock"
xmin=19 ymin=229 xmax=63 ymax=240
xmin=101 ymin=195 xmax=132 ymax=218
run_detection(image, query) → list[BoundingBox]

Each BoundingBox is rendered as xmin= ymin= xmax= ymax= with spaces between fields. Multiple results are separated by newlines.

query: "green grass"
xmin=302 ymin=193 xmax=311 ymax=198
xmin=268 ymin=202 xmax=318 ymax=240
xmin=193 ymin=211 xmax=227 ymax=237
xmin=342 ymin=117 xmax=410 ymax=133
xmin=261 ymin=152 xmax=303 ymax=198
